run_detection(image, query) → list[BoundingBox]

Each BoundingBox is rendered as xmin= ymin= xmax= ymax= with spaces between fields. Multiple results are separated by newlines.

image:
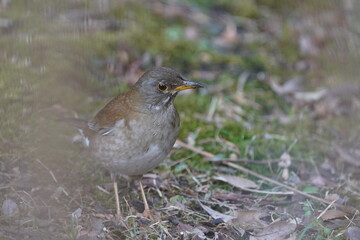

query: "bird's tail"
xmin=58 ymin=118 xmax=91 ymax=147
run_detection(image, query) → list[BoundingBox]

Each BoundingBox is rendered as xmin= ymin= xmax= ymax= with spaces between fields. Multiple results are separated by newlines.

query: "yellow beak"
xmin=172 ymin=80 xmax=204 ymax=92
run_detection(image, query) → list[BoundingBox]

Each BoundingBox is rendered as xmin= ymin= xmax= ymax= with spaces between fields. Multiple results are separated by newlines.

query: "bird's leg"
xmin=139 ymin=180 xmax=153 ymax=219
xmin=113 ymin=180 xmax=121 ymax=217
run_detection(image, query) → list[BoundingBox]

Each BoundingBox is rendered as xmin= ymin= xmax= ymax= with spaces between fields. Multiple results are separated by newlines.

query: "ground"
xmin=0 ymin=0 xmax=360 ymax=239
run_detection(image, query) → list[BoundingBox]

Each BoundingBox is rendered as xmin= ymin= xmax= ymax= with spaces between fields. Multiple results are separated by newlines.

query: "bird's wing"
xmin=88 ymin=94 xmax=130 ymax=136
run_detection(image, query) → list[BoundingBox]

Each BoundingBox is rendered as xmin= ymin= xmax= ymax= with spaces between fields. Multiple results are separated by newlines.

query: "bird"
xmin=66 ymin=67 xmax=203 ymax=218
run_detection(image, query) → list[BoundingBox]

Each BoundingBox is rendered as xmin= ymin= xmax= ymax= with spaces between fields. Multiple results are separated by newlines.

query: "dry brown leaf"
xmin=199 ymin=202 xmax=235 ymax=222
xmin=231 ymin=210 xmax=269 ymax=230
xmin=310 ymin=176 xmax=327 ymax=186
xmin=213 ymin=192 xmax=248 ymax=201
xmin=320 ymin=209 xmax=348 ymax=221
xmin=214 ymin=174 xmax=258 ymax=190
xmin=250 ymin=221 xmax=296 ymax=240
xmin=324 ymin=193 xmax=340 ymax=202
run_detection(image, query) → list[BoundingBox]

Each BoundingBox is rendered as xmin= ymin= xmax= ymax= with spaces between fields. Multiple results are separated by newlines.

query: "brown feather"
xmin=87 ymin=89 xmax=141 ymax=136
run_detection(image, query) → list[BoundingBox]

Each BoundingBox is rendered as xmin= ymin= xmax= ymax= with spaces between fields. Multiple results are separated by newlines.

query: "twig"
xmin=317 ymin=199 xmax=336 ymax=220
xmin=233 ymin=187 xmax=293 ymax=195
xmin=177 ymin=140 xmax=280 ymax=164
xmin=175 ymin=140 xmax=214 ymax=159
xmin=225 ymin=161 xmax=358 ymax=215
xmin=36 ymin=159 xmax=58 ymax=183
xmin=96 ymin=185 xmax=110 ymax=194
xmin=345 ymin=209 xmax=359 ymax=228
xmin=176 ymin=139 xmax=359 ymax=215
xmin=211 ymin=158 xmax=281 ymax=164
xmin=186 ymin=167 xmax=201 ymax=186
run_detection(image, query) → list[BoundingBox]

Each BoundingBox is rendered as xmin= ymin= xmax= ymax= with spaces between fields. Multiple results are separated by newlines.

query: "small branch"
xmin=36 ymin=159 xmax=58 ymax=183
xmin=96 ymin=185 xmax=110 ymax=195
xmin=235 ymin=187 xmax=293 ymax=195
xmin=211 ymin=158 xmax=281 ymax=164
xmin=176 ymin=140 xmax=279 ymax=164
xmin=225 ymin=161 xmax=358 ymax=215
xmin=175 ymin=140 xmax=215 ymax=159
xmin=176 ymin=139 xmax=359 ymax=215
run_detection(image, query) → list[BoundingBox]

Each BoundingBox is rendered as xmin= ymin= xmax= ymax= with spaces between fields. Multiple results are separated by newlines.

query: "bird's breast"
xmin=90 ymin=106 xmax=179 ymax=176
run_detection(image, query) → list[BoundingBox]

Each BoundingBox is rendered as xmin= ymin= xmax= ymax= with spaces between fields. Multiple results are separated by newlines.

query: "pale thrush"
xmin=68 ymin=67 xmax=203 ymax=217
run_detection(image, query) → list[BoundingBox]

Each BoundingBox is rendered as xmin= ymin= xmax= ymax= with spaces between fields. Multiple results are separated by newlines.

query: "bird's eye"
xmin=158 ymin=83 xmax=168 ymax=91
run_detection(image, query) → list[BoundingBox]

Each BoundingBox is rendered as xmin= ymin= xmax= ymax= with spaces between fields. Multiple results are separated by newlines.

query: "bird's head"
xmin=134 ymin=67 xmax=204 ymax=111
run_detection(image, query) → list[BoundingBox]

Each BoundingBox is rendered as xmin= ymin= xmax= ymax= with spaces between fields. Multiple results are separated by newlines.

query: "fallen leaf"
xmin=250 ymin=221 xmax=296 ymax=240
xmin=231 ymin=210 xmax=269 ymax=229
xmin=310 ymin=175 xmax=337 ymax=188
xmin=320 ymin=209 xmax=347 ymax=221
xmin=213 ymin=192 xmax=249 ymax=201
xmin=310 ymin=176 xmax=327 ymax=186
xmin=214 ymin=174 xmax=258 ymax=190
xmin=324 ymin=194 xmax=340 ymax=202
xmin=198 ymin=202 xmax=235 ymax=222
